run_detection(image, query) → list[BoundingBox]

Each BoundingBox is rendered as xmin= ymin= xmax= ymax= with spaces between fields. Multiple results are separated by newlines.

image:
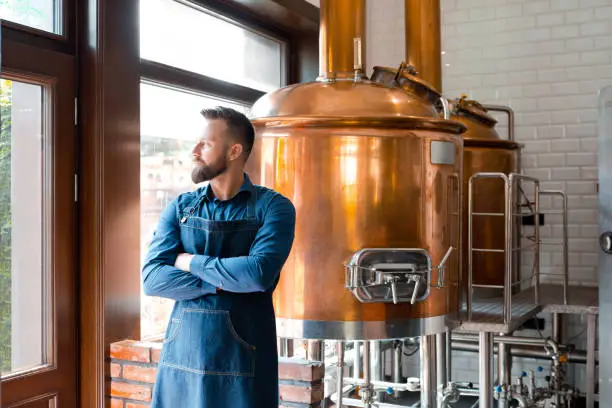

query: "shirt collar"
xmin=203 ymin=173 xmax=255 ymax=202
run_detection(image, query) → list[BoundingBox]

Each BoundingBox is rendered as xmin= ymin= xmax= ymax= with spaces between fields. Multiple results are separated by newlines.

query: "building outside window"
xmin=139 ymin=0 xmax=287 ymax=340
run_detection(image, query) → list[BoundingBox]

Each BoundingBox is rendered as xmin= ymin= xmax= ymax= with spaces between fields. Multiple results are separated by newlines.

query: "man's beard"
xmin=191 ymin=157 xmax=228 ymax=184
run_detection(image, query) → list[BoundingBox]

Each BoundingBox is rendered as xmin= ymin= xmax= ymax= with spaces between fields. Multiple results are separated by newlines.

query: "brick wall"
xmin=109 ymin=340 xmax=325 ymax=408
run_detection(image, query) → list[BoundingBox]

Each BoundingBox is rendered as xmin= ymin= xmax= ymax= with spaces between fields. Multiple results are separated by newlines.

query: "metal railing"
xmin=466 ymin=172 xmax=541 ymax=324
xmin=537 ymin=190 xmax=569 ymax=305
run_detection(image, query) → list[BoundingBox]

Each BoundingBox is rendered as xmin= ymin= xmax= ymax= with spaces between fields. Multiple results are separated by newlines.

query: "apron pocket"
xmin=161 ymin=308 xmax=256 ymax=377
xmin=162 ymin=318 xmax=181 ymax=344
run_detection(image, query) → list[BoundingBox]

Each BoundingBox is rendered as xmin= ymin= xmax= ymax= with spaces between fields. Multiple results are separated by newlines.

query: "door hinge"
xmin=74 ymin=97 xmax=78 ymax=125
xmin=74 ymin=173 xmax=78 ymax=202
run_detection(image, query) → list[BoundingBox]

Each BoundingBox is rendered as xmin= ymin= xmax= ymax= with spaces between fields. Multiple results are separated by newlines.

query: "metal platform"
xmin=514 ymin=283 xmax=599 ymax=315
xmin=454 ymin=293 xmax=542 ymax=334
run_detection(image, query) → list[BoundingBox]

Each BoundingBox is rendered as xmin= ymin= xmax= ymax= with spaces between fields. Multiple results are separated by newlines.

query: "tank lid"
xmin=250 ymin=80 xmax=466 ymax=134
xmin=251 ymin=79 xmax=445 ymax=119
xmin=450 ymin=96 xmax=497 ymax=128
xmin=370 ymin=63 xmax=442 ymax=113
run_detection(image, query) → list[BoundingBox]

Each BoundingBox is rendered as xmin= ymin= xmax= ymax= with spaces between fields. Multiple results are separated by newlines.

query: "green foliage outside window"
xmin=0 ymin=80 xmax=12 ymax=373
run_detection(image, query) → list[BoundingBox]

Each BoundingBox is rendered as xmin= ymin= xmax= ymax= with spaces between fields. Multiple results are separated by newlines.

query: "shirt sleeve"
xmin=142 ymin=198 xmax=217 ymax=300
xmin=189 ymin=194 xmax=296 ymax=293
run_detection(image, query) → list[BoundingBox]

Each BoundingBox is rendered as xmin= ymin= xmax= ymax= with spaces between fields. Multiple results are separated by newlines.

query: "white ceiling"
xmin=304 ymin=0 xmax=320 ymax=7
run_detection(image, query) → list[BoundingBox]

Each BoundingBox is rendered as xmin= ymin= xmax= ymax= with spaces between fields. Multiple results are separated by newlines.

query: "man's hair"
xmin=200 ymin=106 xmax=255 ymax=159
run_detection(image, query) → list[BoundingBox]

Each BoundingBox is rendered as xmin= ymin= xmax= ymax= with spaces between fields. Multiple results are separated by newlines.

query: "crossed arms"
xmin=142 ymin=194 xmax=296 ymax=301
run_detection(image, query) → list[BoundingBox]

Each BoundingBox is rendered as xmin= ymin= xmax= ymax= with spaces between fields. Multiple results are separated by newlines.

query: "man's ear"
xmin=228 ymin=143 xmax=243 ymax=161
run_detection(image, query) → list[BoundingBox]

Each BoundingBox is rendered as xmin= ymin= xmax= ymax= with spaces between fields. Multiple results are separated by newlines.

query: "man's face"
xmin=191 ymin=119 xmax=230 ymax=184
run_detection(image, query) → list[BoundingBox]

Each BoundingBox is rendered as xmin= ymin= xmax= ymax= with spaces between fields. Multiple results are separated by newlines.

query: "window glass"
xmin=0 ymin=0 xmax=59 ymax=34
xmin=140 ymin=82 xmax=249 ymax=339
xmin=140 ymin=0 xmax=286 ymax=93
xmin=1 ymin=78 xmax=48 ymax=376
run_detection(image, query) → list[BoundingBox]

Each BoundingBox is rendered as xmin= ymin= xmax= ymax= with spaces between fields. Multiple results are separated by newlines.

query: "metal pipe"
xmin=308 ymin=340 xmax=324 ymax=361
xmin=279 ymin=338 xmax=294 ymax=357
xmin=467 ymin=177 xmax=474 ymax=320
xmin=534 ymin=181 xmax=541 ymax=304
xmin=497 ymin=336 xmax=511 ymax=408
xmin=511 ymin=392 xmax=528 ymax=408
xmin=393 ymin=343 xmax=402 ymax=398
xmin=329 ymin=393 xmax=418 ymax=408
xmin=561 ymin=193 xmax=569 ymax=305
xmin=481 ymin=104 xmax=515 ymax=142
xmin=453 ymin=333 xmax=555 ymax=347
xmin=445 ymin=329 xmax=452 ymax=385
xmin=452 ymin=341 xmax=594 ymax=364
xmin=436 ymin=332 xmax=447 ymax=391
xmin=371 ymin=341 xmax=384 ymax=401
xmin=505 ymin=173 xmax=513 ymax=323
xmin=552 ymin=313 xmax=562 ymax=343
xmin=343 ymin=377 xmax=420 ymax=392
xmin=587 ymin=313 xmax=597 ymax=408
xmin=421 ymin=335 xmax=438 ymax=408
xmin=319 ymin=0 xmax=366 ymax=80
xmin=353 ymin=341 xmax=361 ymax=380
xmin=337 ymin=341 xmax=345 ymax=408
xmin=404 ymin=0 xmax=442 ymax=91
xmin=479 ymin=332 xmax=493 ymax=408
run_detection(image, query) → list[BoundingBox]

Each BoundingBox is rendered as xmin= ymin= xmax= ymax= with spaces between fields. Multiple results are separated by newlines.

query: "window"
xmin=140 ymin=83 xmax=250 ymax=339
xmin=0 ymin=0 xmax=60 ymax=34
xmin=139 ymin=0 xmax=287 ymax=340
xmin=140 ymin=0 xmax=287 ymax=93
xmin=0 ymin=78 xmax=49 ymax=376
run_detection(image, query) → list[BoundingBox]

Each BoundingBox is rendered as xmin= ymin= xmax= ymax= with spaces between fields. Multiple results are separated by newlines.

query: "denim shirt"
xmin=142 ymin=174 xmax=296 ymax=300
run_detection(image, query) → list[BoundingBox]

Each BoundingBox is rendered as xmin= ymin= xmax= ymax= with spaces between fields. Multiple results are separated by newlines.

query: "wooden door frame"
xmin=0 ymin=35 xmax=77 ymax=408
xmin=77 ymin=0 xmax=142 ymax=405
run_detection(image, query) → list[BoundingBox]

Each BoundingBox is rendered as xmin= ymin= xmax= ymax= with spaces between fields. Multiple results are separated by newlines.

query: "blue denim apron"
xmin=151 ymin=190 xmax=278 ymax=408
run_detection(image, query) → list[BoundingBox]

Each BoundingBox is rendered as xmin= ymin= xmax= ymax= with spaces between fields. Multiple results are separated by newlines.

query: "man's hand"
xmin=175 ymin=253 xmax=195 ymax=272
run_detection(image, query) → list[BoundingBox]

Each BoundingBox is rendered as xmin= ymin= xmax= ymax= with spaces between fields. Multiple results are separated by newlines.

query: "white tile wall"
xmin=305 ymin=0 xmax=602 ymax=394
xmin=440 ymin=0 xmax=609 ymax=287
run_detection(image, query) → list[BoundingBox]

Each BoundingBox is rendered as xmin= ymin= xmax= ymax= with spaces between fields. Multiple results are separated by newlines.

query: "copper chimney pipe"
xmin=319 ymin=0 xmax=366 ymax=80
xmin=404 ymin=0 xmax=442 ymax=91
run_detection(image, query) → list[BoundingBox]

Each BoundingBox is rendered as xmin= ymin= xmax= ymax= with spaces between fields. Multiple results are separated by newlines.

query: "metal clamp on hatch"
xmin=344 ymin=247 xmax=453 ymax=305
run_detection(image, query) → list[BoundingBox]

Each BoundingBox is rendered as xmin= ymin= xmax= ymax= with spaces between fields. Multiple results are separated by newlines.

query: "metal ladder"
xmin=466 ymin=172 xmax=542 ymax=324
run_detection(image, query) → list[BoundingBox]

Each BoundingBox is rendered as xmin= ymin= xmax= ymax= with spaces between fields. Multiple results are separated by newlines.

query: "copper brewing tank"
xmin=246 ymin=0 xmax=466 ymax=340
xmin=449 ymin=98 xmax=520 ymax=294
xmin=401 ymin=0 xmax=521 ymax=294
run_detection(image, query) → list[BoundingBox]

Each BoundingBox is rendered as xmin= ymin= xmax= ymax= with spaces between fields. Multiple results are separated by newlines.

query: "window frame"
xmin=1 ymin=0 xmax=76 ymax=51
xmin=138 ymin=0 xmax=292 ymax=340
xmin=0 ymin=24 xmax=78 ymax=408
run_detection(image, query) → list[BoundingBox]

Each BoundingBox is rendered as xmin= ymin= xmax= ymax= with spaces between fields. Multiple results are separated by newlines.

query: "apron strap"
xmin=246 ymin=188 xmax=258 ymax=221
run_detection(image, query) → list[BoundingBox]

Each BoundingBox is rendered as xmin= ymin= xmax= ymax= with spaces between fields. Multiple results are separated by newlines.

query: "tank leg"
xmin=337 ymin=341 xmax=345 ymax=408
xmin=371 ymin=340 xmax=385 ymax=401
xmin=479 ymin=332 xmax=494 ymax=408
xmin=421 ymin=334 xmax=438 ymax=408
xmin=393 ymin=341 xmax=402 ymax=398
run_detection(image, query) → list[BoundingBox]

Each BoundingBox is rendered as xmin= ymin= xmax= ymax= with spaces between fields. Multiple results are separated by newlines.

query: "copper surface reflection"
xmin=246 ymin=125 xmax=463 ymax=322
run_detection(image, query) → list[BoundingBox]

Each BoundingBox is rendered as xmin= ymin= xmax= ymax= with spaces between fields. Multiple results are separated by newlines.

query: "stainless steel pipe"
xmin=337 ymin=341 xmax=345 ymax=408
xmin=307 ymin=340 xmax=324 ymax=361
xmin=452 ymin=341 xmax=593 ymax=364
xmin=393 ymin=344 xmax=402 ymax=398
xmin=421 ymin=335 xmax=438 ymax=408
xmin=479 ymin=332 xmax=494 ymax=408
xmin=437 ymin=332 xmax=448 ymax=391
